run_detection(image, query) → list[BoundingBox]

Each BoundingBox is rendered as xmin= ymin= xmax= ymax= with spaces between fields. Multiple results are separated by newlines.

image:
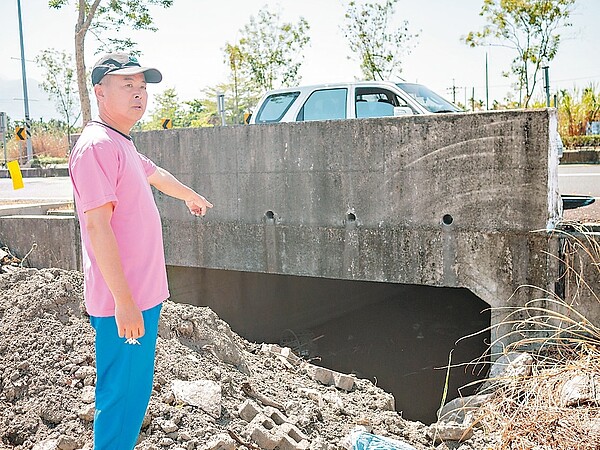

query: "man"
xmin=69 ymin=52 xmax=213 ymax=449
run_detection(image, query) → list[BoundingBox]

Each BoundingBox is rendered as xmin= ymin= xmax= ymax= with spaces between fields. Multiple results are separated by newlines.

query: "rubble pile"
xmin=0 ymin=268 xmax=500 ymax=449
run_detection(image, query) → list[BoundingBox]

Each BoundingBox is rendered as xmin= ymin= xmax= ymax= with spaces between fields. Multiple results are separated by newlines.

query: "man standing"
xmin=69 ymin=52 xmax=213 ymax=449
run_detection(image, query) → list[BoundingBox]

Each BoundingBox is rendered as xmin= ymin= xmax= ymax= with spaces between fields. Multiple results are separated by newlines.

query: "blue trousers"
xmin=90 ymin=303 xmax=162 ymax=450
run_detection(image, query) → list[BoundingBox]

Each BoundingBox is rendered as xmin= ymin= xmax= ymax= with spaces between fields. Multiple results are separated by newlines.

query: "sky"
xmin=0 ymin=0 xmax=599 ymax=123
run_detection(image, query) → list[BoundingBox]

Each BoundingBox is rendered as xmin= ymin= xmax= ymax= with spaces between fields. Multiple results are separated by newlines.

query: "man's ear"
xmin=94 ymin=83 xmax=104 ymax=100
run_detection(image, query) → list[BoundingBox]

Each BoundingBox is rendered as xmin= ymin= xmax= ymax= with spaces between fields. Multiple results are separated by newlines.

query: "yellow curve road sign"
xmin=7 ymin=160 xmax=24 ymax=190
xmin=15 ymin=127 xmax=26 ymax=141
xmin=162 ymin=118 xmax=173 ymax=129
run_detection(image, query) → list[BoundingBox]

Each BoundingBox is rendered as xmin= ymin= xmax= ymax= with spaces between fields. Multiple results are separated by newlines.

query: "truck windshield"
xmin=255 ymin=91 xmax=300 ymax=123
xmin=396 ymin=83 xmax=462 ymax=113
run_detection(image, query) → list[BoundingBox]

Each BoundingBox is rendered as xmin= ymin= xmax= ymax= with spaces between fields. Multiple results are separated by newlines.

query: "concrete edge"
xmin=0 ymin=201 xmax=73 ymax=217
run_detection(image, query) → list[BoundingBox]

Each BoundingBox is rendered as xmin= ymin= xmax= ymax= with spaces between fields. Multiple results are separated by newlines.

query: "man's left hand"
xmin=185 ymin=194 xmax=213 ymax=217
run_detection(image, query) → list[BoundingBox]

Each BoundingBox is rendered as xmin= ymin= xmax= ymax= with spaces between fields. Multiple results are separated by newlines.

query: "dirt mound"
xmin=0 ymin=268 xmax=496 ymax=449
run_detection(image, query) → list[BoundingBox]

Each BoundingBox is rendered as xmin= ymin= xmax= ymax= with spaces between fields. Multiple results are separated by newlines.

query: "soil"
xmin=0 ymin=268 xmax=500 ymax=450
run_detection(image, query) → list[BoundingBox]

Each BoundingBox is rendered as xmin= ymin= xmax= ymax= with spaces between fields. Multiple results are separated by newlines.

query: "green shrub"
xmin=562 ymin=135 xmax=600 ymax=149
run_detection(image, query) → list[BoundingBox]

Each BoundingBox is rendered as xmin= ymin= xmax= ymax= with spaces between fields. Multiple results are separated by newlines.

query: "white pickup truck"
xmin=248 ymin=81 xmax=462 ymax=124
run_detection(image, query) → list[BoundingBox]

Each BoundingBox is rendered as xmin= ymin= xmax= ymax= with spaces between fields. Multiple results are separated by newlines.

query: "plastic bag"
xmin=345 ymin=428 xmax=417 ymax=450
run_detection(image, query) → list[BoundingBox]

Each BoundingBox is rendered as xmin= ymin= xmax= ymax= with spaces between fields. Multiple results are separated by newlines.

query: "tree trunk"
xmin=74 ymin=0 xmax=102 ymax=125
xmin=75 ymin=29 xmax=91 ymax=125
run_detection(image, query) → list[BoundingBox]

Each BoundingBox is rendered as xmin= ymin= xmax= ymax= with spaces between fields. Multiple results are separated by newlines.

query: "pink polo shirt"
xmin=69 ymin=121 xmax=169 ymax=317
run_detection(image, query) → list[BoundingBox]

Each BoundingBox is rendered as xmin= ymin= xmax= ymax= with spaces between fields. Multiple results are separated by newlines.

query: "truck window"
xmin=296 ymin=88 xmax=348 ymax=122
xmin=355 ymin=87 xmax=416 ymax=118
xmin=255 ymin=91 xmax=300 ymax=123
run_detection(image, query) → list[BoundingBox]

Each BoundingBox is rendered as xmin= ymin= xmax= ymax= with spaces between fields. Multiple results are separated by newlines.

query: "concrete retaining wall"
xmin=0 ymin=215 xmax=80 ymax=270
xmin=133 ymin=110 xmax=561 ymax=309
xmin=131 ymin=109 xmax=563 ymax=351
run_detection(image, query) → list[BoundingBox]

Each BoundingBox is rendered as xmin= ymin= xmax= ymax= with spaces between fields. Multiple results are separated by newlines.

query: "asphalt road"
xmin=558 ymin=164 xmax=600 ymax=197
xmin=0 ymin=177 xmax=73 ymax=203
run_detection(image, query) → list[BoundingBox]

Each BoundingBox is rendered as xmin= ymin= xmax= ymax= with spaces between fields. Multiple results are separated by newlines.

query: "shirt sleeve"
xmin=138 ymin=152 xmax=158 ymax=177
xmin=71 ymin=142 xmax=119 ymax=213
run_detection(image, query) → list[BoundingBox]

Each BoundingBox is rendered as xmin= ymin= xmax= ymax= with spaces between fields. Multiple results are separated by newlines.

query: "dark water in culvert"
xmin=303 ymin=285 xmax=490 ymax=424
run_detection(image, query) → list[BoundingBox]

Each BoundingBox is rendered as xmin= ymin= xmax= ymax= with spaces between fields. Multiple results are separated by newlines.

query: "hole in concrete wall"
xmin=346 ymin=212 xmax=356 ymax=222
xmin=265 ymin=210 xmax=275 ymax=221
xmin=167 ymin=266 xmax=490 ymax=424
xmin=442 ymin=214 xmax=454 ymax=226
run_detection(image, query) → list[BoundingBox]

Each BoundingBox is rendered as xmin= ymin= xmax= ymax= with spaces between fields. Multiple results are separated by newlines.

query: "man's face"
xmin=95 ymin=73 xmax=148 ymax=126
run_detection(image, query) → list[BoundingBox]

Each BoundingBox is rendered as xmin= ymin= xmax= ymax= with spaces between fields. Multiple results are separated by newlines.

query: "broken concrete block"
xmin=171 ymin=379 xmax=222 ymax=418
xmin=279 ymin=422 xmax=308 ymax=445
xmin=248 ymin=413 xmax=310 ymax=450
xmin=304 ymin=364 xmax=354 ymax=391
xmin=238 ymin=399 xmax=261 ymax=422
xmin=263 ymin=406 xmax=289 ymax=426
xmin=261 ymin=343 xmax=302 ymax=366
xmin=332 ymin=372 xmax=355 ymax=391
xmin=312 ymin=367 xmax=334 ymax=386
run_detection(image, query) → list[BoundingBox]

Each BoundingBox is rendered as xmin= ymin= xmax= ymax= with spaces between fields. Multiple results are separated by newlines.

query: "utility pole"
xmin=0 ymin=112 xmax=7 ymax=167
xmin=16 ymin=0 xmax=33 ymax=162
xmin=451 ymin=79 xmax=456 ymax=104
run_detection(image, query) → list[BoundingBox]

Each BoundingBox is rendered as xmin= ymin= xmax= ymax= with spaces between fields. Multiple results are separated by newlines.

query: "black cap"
xmin=91 ymin=52 xmax=162 ymax=86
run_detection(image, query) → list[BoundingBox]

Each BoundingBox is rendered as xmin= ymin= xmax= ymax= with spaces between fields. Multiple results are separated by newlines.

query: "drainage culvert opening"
xmin=167 ymin=267 xmax=491 ymax=425
xmin=442 ymin=214 xmax=454 ymax=226
xmin=302 ymin=284 xmax=490 ymax=424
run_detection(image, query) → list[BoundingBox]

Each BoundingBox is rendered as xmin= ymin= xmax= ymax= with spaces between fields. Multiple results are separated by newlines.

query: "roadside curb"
xmin=0 ymin=167 xmax=69 ymax=178
xmin=0 ymin=201 xmax=73 ymax=217
xmin=560 ymin=148 xmax=600 ymax=165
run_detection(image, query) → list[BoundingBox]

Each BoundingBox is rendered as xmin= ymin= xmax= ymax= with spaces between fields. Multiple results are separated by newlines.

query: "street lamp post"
xmin=16 ymin=0 xmax=33 ymax=162
xmin=542 ymin=65 xmax=551 ymax=108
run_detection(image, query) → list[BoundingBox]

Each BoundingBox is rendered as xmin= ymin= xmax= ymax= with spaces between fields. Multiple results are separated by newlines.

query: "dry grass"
xmin=4 ymin=130 xmax=69 ymax=164
xmin=465 ymin=224 xmax=600 ymax=449
xmin=475 ymin=343 xmax=600 ymax=450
